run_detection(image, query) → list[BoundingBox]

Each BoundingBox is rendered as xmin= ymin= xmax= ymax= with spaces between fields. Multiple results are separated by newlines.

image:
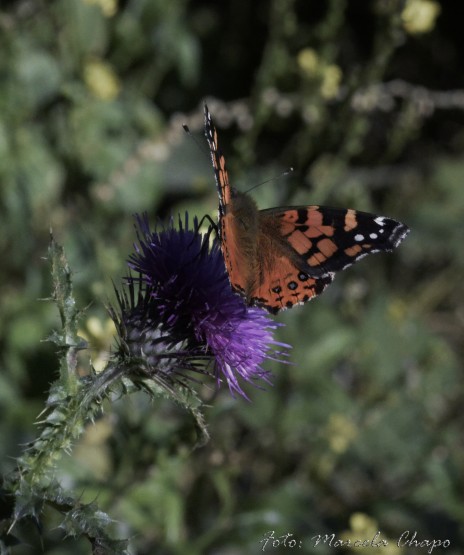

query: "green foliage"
xmin=1 ymin=0 xmax=464 ymax=554
xmin=2 ymin=233 xmax=207 ymax=552
xmin=2 ymin=237 xmax=131 ymax=552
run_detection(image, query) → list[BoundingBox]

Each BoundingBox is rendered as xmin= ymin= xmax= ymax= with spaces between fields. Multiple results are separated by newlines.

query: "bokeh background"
xmin=1 ymin=0 xmax=463 ymax=553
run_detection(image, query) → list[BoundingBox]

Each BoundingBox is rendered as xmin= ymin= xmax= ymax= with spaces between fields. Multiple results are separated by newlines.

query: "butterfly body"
xmin=219 ymin=188 xmax=260 ymax=300
xmin=204 ymin=104 xmax=409 ymax=313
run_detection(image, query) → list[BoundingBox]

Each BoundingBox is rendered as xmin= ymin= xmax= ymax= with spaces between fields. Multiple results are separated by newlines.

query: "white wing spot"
xmin=354 ymin=234 xmax=364 ymax=242
xmin=369 ymin=233 xmax=378 ymax=239
xmin=374 ymin=216 xmax=386 ymax=226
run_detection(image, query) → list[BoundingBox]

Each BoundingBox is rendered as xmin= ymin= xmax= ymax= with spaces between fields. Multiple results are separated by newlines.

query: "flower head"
xmin=116 ymin=213 xmax=289 ymax=399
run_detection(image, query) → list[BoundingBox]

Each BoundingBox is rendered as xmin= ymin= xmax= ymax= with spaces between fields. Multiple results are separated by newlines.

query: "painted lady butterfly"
xmin=204 ymin=104 xmax=409 ymax=314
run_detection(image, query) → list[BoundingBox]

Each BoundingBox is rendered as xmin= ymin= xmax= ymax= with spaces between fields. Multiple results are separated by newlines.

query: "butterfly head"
xmin=229 ymin=186 xmax=240 ymax=198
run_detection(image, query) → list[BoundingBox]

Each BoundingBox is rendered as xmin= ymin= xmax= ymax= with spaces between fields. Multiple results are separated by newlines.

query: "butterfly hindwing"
xmin=251 ymin=251 xmax=334 ymax=313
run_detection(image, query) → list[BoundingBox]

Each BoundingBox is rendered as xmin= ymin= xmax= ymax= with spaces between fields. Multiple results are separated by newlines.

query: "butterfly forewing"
xmin=261 ymin=206 xmax=410 ymax=278
xmin=204 ymin=107 xmax=232 ymax=211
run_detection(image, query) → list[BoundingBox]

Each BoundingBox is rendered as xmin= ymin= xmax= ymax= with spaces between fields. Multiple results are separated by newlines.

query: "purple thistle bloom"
xmin=123 ymin=213 xmax=289 ymax=399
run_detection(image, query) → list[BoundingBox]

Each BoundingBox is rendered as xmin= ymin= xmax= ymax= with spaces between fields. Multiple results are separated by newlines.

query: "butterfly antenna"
xmin=183 ymin=122 xmax=210 ymax=158
xmin=245 ymin=167 xmax=294 ymax=194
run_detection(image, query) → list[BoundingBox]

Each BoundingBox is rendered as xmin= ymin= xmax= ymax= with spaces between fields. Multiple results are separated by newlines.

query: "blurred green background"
xmin=1 ymin=0 xmax=463 ymax=553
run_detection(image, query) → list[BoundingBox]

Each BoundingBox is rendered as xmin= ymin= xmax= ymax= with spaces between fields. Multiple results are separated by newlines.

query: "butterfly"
xmin=204 ymin=104 xmax=410 ymax=314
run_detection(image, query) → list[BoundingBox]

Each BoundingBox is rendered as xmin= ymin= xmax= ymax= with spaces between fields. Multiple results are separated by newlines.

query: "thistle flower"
xmin=111 ymin=213 xmax=289 ymax=399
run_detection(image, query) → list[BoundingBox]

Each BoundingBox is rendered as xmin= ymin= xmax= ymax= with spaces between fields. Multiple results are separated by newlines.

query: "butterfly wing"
xmin=247 ymin=206 xmax=409 ymax=312
xmin=252 ymin=232 xmax=334 ymax=313
xmin=204 ymin=104 xmax=258 ymax=298
xmin=204 ymin=104 xmax=231 ymax=214
xmin=259 ymin=206 xmax=410 ymax=278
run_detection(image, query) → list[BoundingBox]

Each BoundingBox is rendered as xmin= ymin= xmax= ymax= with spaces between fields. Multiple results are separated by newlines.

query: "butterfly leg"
xmin=198 ymin=213 xmax=219 ymax=234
